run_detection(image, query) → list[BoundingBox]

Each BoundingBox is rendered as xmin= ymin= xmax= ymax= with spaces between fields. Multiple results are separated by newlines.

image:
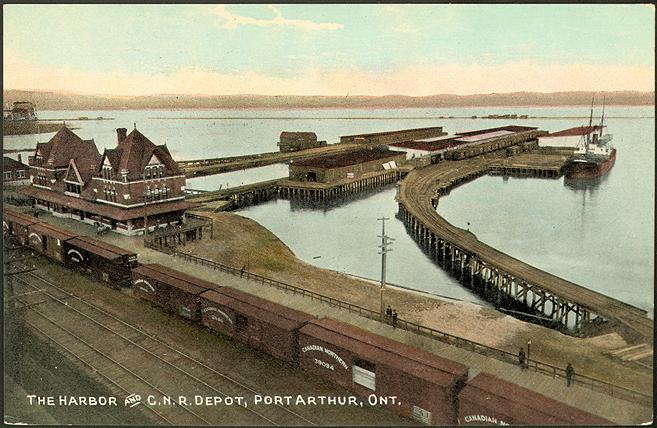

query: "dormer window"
xmin=102 ymin=165 xmax=112 ymax=180
xmin=144 ymin=164 xmax=164 ymax=179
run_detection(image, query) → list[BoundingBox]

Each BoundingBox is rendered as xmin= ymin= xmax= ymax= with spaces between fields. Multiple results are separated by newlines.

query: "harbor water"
xmin=3 ymin=106 xmax=653 ymax=314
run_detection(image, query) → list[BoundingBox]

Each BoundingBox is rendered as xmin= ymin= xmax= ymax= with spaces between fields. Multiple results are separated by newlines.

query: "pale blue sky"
xmin=3 ymin=4 xmax=655 ymax=95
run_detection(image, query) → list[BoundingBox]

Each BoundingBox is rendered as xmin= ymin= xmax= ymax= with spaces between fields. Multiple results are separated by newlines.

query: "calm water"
xmin=4 ymin=106 xmax=653 ymax=313
xmin=186 ymin=164 xmax=288 ymax=191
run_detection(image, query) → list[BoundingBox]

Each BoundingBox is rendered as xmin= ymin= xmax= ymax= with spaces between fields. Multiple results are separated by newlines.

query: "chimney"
xmin=117 ymin=128 xmax=127 ymax=145
xmin=17 ymin=153 xmax=22 ymax=164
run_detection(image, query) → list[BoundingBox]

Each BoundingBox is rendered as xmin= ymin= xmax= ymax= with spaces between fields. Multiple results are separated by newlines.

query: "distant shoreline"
xmin=5 ymin=89 xmax=654 ymax=111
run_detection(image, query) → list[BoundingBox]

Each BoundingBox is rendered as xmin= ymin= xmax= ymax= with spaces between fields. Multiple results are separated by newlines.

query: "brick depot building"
xmin=20 ymin=127 xmax=193 ymax=235
xmin=3 ymin=155 xmax=30 ymax=185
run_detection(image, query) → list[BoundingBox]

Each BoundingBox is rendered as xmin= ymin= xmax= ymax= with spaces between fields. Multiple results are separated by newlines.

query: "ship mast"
xmin=600 ymin=94 xmax=606 ymax=136
xmin=586 ymin=96 xmax=594 ymax=150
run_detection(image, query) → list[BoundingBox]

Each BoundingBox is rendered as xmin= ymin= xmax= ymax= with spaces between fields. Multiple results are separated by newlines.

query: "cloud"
xmin=211 ymin=5 xmax=343 ymax=31
xmin=3 ymin=53 xmax=654 ymax=97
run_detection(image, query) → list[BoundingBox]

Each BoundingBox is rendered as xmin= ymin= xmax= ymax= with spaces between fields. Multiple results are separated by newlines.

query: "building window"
xmin=16 ymin=170 xmax=26 ymax=179
xmin=4 ymin=171 xmax=12 ymax=181
xmin=144 ymin=164 xmax=164 ymax=180
xmin=65 ymin=182 xmax=81 ymax=195
xmin=102 ymin=165 xmax=112 ymax=180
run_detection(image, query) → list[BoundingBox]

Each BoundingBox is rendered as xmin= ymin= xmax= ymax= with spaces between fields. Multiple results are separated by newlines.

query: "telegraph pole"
xmin=377 ymin=216 xmax=394 ymax=319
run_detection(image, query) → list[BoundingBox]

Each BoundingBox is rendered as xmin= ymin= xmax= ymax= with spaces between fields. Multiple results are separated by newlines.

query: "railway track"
xmin=11 ymin=267 xmax=316 ymax=426
xmin=399 ymin=159 xmax=653 ymax=342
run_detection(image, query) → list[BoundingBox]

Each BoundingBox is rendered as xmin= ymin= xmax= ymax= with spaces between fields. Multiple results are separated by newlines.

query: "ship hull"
xmin=565 ymin=148 xmax=616 ymax=180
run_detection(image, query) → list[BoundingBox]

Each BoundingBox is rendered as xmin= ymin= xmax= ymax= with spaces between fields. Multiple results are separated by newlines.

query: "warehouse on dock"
xmin=20 ymin=127 xmax=194 ymax=235
xmin=340 ymin=126 xmax=447 ymax=145
xmin=288 ymin=147 xmax=406 ymax=183
xmin=386 ymin=125 xmax=540 ymax=161
xmin=278 ymin=131 xmax=327 ymax=152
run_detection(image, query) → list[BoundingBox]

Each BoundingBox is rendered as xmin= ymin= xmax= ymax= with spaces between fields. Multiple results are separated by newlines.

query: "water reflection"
xmin=288 ymin=183 xmax=402 ymax=213
xmin=563 ymin=174 xmax=608 ymax=192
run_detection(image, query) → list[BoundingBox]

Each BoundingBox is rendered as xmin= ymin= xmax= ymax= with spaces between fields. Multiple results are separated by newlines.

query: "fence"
xmin=148 ymin=241 xmax=651 ymax=406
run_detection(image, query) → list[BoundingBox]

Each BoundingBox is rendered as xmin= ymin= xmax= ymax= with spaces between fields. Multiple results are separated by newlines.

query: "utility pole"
xmin=377 ymin=216 xmax=394 ymax=319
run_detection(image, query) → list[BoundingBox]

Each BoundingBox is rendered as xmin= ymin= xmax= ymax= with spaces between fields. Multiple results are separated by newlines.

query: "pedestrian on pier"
xmin=518 ymin=347 xmax=526 ymax=369
xmin=391 ymin=310 xmax=398 ymax=328
xmin=386 ymin=305 xmax=392 ymax=321
xmin=566 ymin=363 xmax=574 ymax=387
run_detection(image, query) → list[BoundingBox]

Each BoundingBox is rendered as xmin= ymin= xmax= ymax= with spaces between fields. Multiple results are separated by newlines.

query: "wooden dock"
xmin=397 ymin=157 xmax=652 ymax=344
xmin=178 ymin=143 xmax=367 ymax=177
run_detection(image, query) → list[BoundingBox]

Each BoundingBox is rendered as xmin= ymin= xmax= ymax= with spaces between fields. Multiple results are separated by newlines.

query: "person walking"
xmin=565 ymin=363 xmax=574 ymax=387
xmin=518 ymin=347 xmax=526 ymax=370
xmin=386 ymin=305 xmax=392 ymax=322
xmin=391 ymin=310 xmax=398 ymax=328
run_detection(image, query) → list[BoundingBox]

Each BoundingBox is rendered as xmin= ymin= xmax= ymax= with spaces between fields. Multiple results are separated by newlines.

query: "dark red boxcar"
xmin=132 ymin=264 xmax=215 ymax=320
xmin=3 ymin=209 xmax=38 ymax=245
xmin=298 ymin=317 xmax=469 ymax=425
xmin=200 ymin=287 xmax=314 ymax=363
xmin=63 ymin=236 xmax=138 ymax=287
xmin=26 ymin=222 xmax=77 ymax=262
xmin=458 ymin=373 xmax=613 ymax=426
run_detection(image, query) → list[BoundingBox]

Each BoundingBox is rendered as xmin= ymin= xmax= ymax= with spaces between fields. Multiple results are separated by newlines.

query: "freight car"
xmin=3 ymin=209 xmax=38 ymax=246
xmin=26 ymin=221 xmax=77 ymax=262
xmin=458 ymin=372 xmax=612 ymax=425
xmin=132 ymin=263 xmax=217 ymax=320
xmin=200 ymin=287 xmax=314 ymax=364
xmin=298 ymin=317 xmax=469 ymax=425
xmin=62 ymin=235 xmax=138 ymax=288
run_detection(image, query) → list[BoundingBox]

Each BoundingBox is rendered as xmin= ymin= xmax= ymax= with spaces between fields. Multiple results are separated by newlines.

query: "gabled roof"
xmin=3 ymin=156 xmax=29 ymax=171
xmin=65 ymin=159 xmax=84 ymax=183
xmin=34 ymin=128 xmax=101 ymax=178
xmin=103 ymin=129 xmax=181 ymax=180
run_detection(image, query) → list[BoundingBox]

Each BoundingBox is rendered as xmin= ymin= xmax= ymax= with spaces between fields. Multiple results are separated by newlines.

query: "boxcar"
xmin=3 ymin=209 xmax=39 ymax=245
xmin=200 ymin=287 xmax=314 ymax=364
xmin=63 ymin=236 xmax=138 ymax=287
xmin=298 ymin=317 xmax=469 ymax=425
xmin=26 ymin=222 xmax=77 ymax=262
xmin=458 ymin=373 xmax=613 ymax=426
xmin=132 ymin=264 xmax=215 ymax=320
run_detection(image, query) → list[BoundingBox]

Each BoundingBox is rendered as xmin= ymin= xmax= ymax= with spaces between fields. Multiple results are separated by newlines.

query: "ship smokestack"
xmin=117 ymin=128 xmax=127 ymax=145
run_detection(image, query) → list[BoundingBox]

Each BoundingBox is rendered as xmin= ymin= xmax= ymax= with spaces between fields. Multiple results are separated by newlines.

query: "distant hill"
xmin=3 ymin=90 xmax=654 ymax=110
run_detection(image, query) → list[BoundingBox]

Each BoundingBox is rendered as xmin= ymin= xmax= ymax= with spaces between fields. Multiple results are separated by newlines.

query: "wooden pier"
xmin=397 ymin=158 xmax=652 ymax=344
xmin=178 ymin=143 xmax=366 ymax=177
xmin=278 ymin=167 xmax=410 ymax=202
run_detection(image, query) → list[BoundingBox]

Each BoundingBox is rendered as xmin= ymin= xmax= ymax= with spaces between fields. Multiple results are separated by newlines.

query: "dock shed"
xmin=200 ymin=287 xmax=314 ymax=363
xmin=27 ymin=221 xmax=77 ymax=262
xmin=458 ymin=373 xmax=612 ymax=426
xmin=298 ymin=317 xmax=469 ymax=425
xmin=340 ymin=126 xmax=446 ymax=145
xmin=289 ymin=148 xmax=406 ymax=183
xmin=64 ymin=235 xmax=138 ymax=287
xmin=278 ymin=131 xmax=327 ymax=152
xmin=3 ymin=209 xmax=39 ymax=245
xmin=132 ymin=263 xmax=216 ymax=319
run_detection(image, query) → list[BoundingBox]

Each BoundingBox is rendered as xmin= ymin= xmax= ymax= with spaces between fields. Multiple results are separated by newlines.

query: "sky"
xmin=3 ymin=4 xmax=655 ymax=96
